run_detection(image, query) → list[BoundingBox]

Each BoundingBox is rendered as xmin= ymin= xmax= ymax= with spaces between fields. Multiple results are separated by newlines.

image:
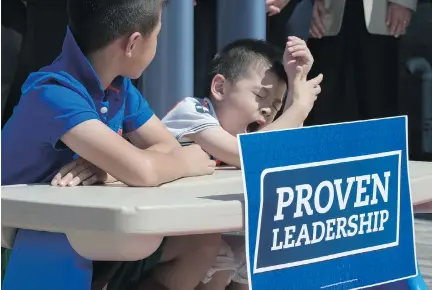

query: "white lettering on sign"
xmin=271 ymin=171 xmax=391 ymax=251
xmin=273 ymin=172 xmax=391 ymax=221
xmin=271 ymin=210 xmax=390 ymax=251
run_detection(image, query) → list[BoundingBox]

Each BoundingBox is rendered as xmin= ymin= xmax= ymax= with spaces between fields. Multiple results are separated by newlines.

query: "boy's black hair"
xmin=209 ymin=39 xmax=288 ymax=90
xmin=67 ymin=0 xmax=167 ymax=54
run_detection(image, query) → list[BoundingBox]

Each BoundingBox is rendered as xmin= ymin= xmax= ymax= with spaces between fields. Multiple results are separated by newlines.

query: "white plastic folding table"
xmin=2 ymin=162 xmax=432 ymax=260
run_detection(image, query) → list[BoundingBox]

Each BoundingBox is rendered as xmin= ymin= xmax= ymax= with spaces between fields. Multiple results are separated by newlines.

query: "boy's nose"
xmin=260 ymin=108 xmax=271 ymax=117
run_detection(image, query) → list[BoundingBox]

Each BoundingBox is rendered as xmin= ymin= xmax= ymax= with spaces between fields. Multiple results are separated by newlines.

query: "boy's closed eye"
xmin=253 ymin=85 xmax=272 ymax=99
xmin=253 ymin=92 xmax=266 ymax=99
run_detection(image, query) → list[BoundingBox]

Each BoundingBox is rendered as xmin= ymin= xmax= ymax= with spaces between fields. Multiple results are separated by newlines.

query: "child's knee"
xmin=185 ymin=233 xmax=222 ymax=259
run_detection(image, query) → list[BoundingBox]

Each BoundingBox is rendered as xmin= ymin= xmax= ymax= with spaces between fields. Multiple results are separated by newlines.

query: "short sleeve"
xmin=16 ymin=83 xmax=100 ymax=148
xmin=123 ymin=79 xmax=154 ymax=133
xmin=162 ymin=97 xmax=220 ymax=140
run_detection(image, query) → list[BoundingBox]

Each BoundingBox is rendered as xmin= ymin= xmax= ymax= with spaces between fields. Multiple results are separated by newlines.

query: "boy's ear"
xmin=210 ymin=74 xmax=226 ymax=102
xmin=125 ymin=32 xmax=141 ymax=57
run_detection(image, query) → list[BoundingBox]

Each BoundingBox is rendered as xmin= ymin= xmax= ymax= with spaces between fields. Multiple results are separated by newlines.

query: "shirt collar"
xmin=200 ymin=97 xmax=217 ymax=118
xmin=61 ymin=27 xmax=123 ymax=100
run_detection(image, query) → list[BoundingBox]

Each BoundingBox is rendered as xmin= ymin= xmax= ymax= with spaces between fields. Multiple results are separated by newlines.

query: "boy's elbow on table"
xmin=123 ymin=164 xmax=161 ymax=187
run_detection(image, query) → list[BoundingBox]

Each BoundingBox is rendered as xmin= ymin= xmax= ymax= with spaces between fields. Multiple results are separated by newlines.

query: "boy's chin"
xmin=123 ymin=69 xmax=145 ymax=80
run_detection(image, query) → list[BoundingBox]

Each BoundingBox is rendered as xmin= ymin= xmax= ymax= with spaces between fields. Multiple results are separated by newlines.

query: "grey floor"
xmin=415 ymin=217 xmax=432 ymax=287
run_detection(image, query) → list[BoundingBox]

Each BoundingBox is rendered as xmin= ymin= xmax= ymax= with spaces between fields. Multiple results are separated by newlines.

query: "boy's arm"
xmin=25 ymin=81 xmax=214 ymax=187
xmin=124 ymin=115 xmax=181 ymax=154
xmin=54 ymin=114 xmax=181 ymax=187
xmin=187 ymin=127 xmax=241 ymax=168
xmin=188 ymin=99 xmax=311 ymax=168
xmin=123 ymin=80 xmax=181 ymax=154
xmin=61 ymin=119 xmax=212 ymax=187
xmin=162 ymin=97 xmax=242 ymax=167
xmin=187 ymin=69 xmax=321 ymax=168
xmin=258 ymin=100 xmax=308 ymax=132
xmin=260 ymin=37 xmax=323 ymax=132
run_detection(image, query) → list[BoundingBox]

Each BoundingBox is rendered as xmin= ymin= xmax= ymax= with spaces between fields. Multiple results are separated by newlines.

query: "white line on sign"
xmin=320 ymin=279 xmax=358 ymax=288
xmin=254 ymin=150 xmax=402 ymax=274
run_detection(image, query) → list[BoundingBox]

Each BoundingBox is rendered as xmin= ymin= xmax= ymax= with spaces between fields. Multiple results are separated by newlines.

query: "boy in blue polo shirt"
xmin=1 ymin=0 xmax=221 ymax=289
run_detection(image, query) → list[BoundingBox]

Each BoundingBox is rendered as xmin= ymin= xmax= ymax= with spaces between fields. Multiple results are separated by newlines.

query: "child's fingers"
xmin=314 ymin=85 xmax=322 ymax=96
xmin=287 ymin=38 xmax=305 ymax=48
xmin=291 ymin=50 xmax=309 ymax=58
xmin=81 ymin=175 xmax=97 ymax=186
xmin=51 ymin=159 xmax=81 ymax=186
xmin=309 ymin=73 xmax=323 ymax=87
xmin=288 ymin=36 xmax=302 ymax=42
xmin=287 ymin=35 xmax=304 ymax=42
xmin=58 ymin=163 xmax=91 ymax=186
xmin=68 ymin=167 xmax=97 ymax=186
xmin=81 ymin=172 xmax=104 ymax=186
xmin=54 ymin=159 xmax=80 ymax=180
xmin=294 ymin=66 xmax=304 ymax=81
xmin=206 ymin=166 xmax=216 ymax=174
xmin=288 ymin=44 xmax=307 ymax=53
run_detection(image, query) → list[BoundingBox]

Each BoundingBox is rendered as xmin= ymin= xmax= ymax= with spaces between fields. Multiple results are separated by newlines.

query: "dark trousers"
xmin=194 ymin=0 xmax=315 ymax=97
xmin=306 ymin=0 xmax=399 ymax=125
xmin=2 ymin=0 xmax=68 ymax=128
xmin=267 ymin=0 xmax=315 ymax=47
xmin=194 ymin=0 xmax=217 ymax=97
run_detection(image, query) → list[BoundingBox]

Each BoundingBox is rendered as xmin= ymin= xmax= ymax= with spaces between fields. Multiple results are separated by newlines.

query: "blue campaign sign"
xmin=238 ymin=117 xmax=417 ymax=290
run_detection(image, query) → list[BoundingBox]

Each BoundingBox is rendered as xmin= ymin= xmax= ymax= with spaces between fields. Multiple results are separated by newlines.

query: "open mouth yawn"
xmin=246 ymin=120 xmax=265 ymax=133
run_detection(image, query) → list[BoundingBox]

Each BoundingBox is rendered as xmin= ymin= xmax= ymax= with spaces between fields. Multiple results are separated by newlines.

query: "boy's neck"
xmin=87 ymin=49 xmax=120 ymax=90
xmin=207 ymin=95 xmax=223 ymax=120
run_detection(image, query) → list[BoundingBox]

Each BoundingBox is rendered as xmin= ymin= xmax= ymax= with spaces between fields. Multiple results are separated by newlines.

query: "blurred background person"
xmin=1 ymin=0 xmax=68 ymax=128
xmin=306 ymin=0 xmax=416 ymax=125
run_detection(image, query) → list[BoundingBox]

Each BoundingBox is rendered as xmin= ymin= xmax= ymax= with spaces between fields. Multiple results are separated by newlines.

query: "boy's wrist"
xmin=168 ymin=147 xmax=195 ymax=178
xmin=289 ymin=100 xmax=312 ymax=121
xmin=287 ymin=76 xmax=295 ymax=87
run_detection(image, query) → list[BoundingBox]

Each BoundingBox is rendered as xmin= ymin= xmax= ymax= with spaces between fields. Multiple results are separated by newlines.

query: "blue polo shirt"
xmin=1 ymin=28 xmax=155 ymax=290
xmin=1 ymin=27 xmax=154 ymax=185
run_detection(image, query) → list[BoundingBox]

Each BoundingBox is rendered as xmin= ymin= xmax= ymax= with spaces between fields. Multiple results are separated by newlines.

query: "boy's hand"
xmin=290 ymin=66 xmax=323 ymax=115
xmin=283 ymin=36 xmax=314 ymax=84
xmin=51 ymin=157 xmax=107 ymax=187
xmin=171 ymin=144 xmax=216 ymax=177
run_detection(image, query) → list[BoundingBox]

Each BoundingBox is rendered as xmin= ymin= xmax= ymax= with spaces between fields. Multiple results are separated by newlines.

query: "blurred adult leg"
xmin=306 ymin=34 xmax=351 ymax=125
xmin=267 ymin=0 xmax=315 ymax=48
xmin=347 ymin=0 xmax=399 ymax=120
xmin=194 ymin=0 xmax=217 ymax=97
